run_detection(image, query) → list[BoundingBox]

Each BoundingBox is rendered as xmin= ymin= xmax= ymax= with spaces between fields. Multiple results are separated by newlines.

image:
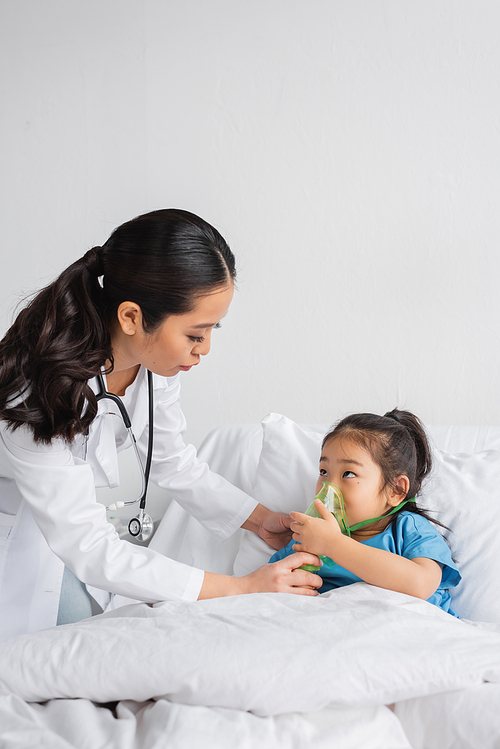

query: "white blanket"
xmin=0 ymin=696 xmax=413 ymax=749
xmin=1 ymin=585 xmax=499 ymax=734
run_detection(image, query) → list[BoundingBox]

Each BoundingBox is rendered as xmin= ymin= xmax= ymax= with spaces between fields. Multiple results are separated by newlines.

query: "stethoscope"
xmin=84 ymin=371 xmax=155 ymax=542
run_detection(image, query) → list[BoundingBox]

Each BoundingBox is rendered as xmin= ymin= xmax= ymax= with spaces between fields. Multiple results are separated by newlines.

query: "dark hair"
xmin=0 ymin=209 xmax=235 ymax=444
xmin=324 ymin=409 xmax=447 ymax=529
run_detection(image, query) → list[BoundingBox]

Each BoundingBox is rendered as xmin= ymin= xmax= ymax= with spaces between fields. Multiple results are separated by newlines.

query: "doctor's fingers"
xmin=287 ymin=570 xmax=322 ymax=595
xmin=287 ymin=585 xmax=320 ymax=596
xmin=289 ymin=511 xmax=307 ymax=525
xmin=282 ymin=554 xmax=322 ymax=584
xmin=290 ymin=567 xmax=322 ymax=586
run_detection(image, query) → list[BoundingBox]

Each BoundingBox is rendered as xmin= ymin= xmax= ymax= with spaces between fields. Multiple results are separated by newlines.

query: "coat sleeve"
xmin=0 ymin=423 xmax=205 ymax=602
xmin=138 ymin=375 xmax=259 ymax=542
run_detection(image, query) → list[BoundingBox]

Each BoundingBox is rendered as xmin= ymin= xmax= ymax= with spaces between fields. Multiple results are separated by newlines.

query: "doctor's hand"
xmin=199 ymin=553 xmax=322 ymax=600
xmin=241 ymin=504 xmax=292 ymax=550
xmin=241 ymin=553 xmax=323 ymax=595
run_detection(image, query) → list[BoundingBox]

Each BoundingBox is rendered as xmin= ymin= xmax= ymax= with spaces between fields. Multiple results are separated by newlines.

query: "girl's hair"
xmin=0 ymin=208 xmax=235 ymax=444
xmin=324 ymin=409 xmax=447 ymax=529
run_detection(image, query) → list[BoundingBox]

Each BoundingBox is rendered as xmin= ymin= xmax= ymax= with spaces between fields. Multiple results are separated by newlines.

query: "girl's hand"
xmin=290 ymin=499 xmax=341 ymax=557
xmin=242 ymin=552 xmax=323 ymax=595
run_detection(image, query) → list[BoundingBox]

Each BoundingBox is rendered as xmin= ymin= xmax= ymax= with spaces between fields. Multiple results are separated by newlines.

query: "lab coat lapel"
xmin=85 ymin=377 xmax=120 ymax=488
xmin=84 ymin=369 xmax=151 ymax=488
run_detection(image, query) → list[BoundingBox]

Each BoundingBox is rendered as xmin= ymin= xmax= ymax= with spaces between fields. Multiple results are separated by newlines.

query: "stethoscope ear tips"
xmin=107 ymin=501 xmax=125 ymax=511
xmin=128 ymin=510 xmax=154 ymax=542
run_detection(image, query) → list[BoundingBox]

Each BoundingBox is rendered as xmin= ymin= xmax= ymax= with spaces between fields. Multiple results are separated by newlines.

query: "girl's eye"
xmin=319 ymin=468 xmax=328 ymax=477
xmin=342 ymin=471 xmax=356 ymax=478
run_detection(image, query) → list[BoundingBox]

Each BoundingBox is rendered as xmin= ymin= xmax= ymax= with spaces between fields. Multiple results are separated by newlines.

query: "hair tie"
xmin=384 ymin=413 xmax=399 ymax=423
xmin=384 ymin=409 xmax=403 ymax=424
xmin=83 ymin=246 xmax=104 ymax=277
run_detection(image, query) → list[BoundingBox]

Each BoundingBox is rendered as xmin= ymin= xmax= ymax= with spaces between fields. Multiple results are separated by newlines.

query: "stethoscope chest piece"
xmin=128 ymin=509 xmax=154 ymax=542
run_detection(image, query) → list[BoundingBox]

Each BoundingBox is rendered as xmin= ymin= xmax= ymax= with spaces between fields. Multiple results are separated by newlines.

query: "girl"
xmin=270 ymin=409 xmax=461 ymax=615
xmin=0 ymin=209 xmax=321 ymax=639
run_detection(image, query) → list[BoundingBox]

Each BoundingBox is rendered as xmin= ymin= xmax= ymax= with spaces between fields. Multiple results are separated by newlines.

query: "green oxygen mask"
xmin=299 ymin=481 xmax=416 ymax=572
xmin=300 ymin=482 xmax=348 ymax=572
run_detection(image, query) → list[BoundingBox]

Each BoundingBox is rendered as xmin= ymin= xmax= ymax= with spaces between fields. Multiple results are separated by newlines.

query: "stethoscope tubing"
xmin=84 ymin=370 xmax=154 ymax=512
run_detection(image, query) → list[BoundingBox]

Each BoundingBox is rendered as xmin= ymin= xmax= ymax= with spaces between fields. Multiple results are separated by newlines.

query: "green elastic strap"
xmin=347 ymin=497 xmax=416 ymax=533
xmin=313 ymin=497 xmax=416 ymax=573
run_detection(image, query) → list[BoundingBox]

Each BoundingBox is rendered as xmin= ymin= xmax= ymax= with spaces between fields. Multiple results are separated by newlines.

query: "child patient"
xmin=270 ymin=409 xmax=461 ymax=616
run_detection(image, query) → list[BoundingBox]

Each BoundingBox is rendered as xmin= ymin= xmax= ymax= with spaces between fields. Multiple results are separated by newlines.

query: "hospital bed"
xmin=1 ymin=414 xmax=500 ymax=748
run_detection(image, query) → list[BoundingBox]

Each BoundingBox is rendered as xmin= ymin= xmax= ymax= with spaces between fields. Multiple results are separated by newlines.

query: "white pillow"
xmin=233 ymin=414 xmax=324 ymax=576
xmin=233 ymin=413 xmax=500 ymax=624
xmin=419 ymin=449 xmax=500 ymax=623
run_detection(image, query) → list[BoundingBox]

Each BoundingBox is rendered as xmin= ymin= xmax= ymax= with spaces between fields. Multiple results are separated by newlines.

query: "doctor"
xmin=0 ymin=208 xmax=321 ymax=639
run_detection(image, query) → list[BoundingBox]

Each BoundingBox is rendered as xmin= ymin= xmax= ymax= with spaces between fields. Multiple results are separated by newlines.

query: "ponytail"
xmin=382 ymin=408 xmax=432 ymax=499
xmin=0 ymin=250 xmax=111 ymax=443
xmin=0 ymin=209 xmax=236 ymax=443
xmin=82 ymin=246 xmax=104 ymax=277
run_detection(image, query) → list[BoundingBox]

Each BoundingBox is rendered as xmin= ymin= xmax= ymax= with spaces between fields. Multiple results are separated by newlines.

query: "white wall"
xmin=1 ymin=0 xmax=500 ymax=450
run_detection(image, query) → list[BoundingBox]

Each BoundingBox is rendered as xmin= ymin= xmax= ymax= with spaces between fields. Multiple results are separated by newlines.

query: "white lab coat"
xmin=0 ymin=368 xmax=257 ymax=640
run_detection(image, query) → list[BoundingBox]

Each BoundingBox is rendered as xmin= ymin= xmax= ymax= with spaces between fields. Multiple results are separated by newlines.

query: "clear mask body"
xmin=300 ymin=482 xmax=348 ymax=572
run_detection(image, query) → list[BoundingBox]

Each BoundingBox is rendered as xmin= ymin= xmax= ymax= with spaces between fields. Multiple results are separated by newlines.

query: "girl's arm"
xmin=290 ymin=500 xmax=442 ymax=601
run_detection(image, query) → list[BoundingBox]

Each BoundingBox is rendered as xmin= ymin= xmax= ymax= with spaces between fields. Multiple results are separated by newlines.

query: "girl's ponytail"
xmin=383 ymin=409 xmax=432 ymax=498
xmin=0 ymin=249 xmax=112 ymax=443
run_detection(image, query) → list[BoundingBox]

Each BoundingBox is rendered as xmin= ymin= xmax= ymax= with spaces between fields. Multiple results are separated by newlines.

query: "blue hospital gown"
xmin=270 ymin=511 xmax=461 ymax=616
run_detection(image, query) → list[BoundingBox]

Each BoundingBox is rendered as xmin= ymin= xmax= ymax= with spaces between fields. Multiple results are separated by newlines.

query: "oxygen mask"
xmin=307 ymin=482 xmax=349 ymax=532
xmin=300 ymin=482 xmax=349 ymax=572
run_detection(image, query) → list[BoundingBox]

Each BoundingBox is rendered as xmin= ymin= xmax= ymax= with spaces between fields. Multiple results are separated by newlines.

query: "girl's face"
xmin=114 ymin=284 xmax=234 ymax=377
xmin=316 ymin=436 xmax=401 ymax=532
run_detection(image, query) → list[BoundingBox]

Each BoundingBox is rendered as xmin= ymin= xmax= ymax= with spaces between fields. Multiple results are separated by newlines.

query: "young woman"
xmin=0 ymin=209 xmax=321 ymax=638
xmin=271 ymin=409 xmax=461 ymax=615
